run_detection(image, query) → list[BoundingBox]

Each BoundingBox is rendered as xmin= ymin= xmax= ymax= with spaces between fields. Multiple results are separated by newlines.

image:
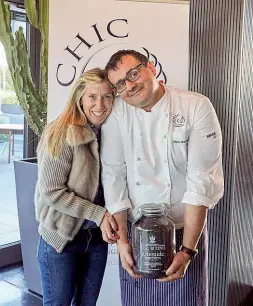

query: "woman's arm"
xmin=37 ymin=143 xmax=106 ymax=226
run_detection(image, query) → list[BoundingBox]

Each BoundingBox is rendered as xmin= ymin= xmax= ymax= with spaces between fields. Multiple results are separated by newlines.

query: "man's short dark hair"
xmin=105 ymin=50 xmax=148 ymax=72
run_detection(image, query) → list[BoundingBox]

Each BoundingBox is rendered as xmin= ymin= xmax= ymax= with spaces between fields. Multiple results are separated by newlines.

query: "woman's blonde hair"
xmin=42 ymin=68 xmax=113 ymax=157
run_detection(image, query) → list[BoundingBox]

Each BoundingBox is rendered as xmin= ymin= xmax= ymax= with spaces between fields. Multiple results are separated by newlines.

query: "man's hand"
xmin=117 ymin=242 xmax=141 ymax=279
xmin=100 ymin=211 xmax=120 ymax=244
xmin=157 ymin=251 xmax=191 ymax=282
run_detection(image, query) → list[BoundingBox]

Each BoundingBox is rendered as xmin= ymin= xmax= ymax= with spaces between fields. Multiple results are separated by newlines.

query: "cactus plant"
xmin=0 ymin=0 xmax=48 ymax=135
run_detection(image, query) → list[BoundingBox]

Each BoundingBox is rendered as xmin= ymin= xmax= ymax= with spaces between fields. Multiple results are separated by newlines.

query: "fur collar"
xmin=66 ymin=125 xmax=95 ymax=146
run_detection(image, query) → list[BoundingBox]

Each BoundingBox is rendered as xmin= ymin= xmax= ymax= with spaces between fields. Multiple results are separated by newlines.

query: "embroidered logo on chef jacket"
xmin=173 ymin=114 xmax=185 ymax=127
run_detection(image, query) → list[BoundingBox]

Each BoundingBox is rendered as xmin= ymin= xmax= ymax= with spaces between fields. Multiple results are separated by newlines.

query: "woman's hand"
xmin=100 ymin=211 xmax=120 ymax=244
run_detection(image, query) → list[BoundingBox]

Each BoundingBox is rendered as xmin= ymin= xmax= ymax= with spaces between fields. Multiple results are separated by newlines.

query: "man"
xmin=100 ymin=50 xmax=224 ymax=306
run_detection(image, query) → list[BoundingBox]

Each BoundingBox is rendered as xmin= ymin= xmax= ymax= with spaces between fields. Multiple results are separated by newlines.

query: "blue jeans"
xmin=37 ymin=228 xmax=108 ymax=306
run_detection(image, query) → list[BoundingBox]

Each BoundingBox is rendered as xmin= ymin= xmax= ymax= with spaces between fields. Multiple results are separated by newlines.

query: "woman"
xmin=35 ymin=68 xmax=118 ymax=306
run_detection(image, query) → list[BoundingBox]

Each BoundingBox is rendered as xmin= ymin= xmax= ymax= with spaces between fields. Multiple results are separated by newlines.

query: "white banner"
xmin=48 ymin=1 xmax=189 ymax=304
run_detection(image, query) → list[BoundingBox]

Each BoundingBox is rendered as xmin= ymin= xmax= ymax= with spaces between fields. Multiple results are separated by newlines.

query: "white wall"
xmin=48 ymin=1 xmax=189 ymax=305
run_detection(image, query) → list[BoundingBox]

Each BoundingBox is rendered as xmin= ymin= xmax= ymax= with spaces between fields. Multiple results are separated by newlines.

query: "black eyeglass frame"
xmin=111 ymin=61 xmax=147 ymax=93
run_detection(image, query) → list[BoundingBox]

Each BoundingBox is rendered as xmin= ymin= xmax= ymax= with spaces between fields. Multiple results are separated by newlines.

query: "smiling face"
xmin=81 ymin=81 xmax=114 ymax=128
xmin=107 ymin=55 xmax=163 ymax=111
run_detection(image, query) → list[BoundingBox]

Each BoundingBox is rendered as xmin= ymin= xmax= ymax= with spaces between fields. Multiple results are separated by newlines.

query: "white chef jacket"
xmin=101 ymin=86 xmax=224 ymax=228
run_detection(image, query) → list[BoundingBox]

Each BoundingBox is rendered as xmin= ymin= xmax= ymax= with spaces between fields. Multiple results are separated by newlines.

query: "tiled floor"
xmin=0 ymin=137 xmax=23 ymax=246
xmin=0 ymin=263 xmax=42 ymax=305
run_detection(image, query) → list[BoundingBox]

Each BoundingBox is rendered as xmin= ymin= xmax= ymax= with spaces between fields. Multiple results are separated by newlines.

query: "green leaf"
xmin=39 ymin=0 xmax=49 ymax=103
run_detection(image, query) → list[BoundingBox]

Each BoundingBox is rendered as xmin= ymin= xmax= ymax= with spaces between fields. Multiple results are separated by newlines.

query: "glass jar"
xmin=131 ymin=203 xmax=176 ymax=279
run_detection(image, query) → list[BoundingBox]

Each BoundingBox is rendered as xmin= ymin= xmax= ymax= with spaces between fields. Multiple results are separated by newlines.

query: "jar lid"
xmin=141 ymin=203 xmax=165 ymax=215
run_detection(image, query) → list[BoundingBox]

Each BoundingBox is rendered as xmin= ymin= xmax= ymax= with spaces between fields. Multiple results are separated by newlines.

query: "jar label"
xmin=131 ymin=214 xmax=176 ymax=278
xmin=141 ymin=235 xmax=166 ymax=270
xmin=135 ymin=231 xmax=171 ymax=274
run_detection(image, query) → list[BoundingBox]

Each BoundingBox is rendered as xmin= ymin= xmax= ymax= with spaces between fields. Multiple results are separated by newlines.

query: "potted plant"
xmin=0 ymin=0 xmax=48 ymax=295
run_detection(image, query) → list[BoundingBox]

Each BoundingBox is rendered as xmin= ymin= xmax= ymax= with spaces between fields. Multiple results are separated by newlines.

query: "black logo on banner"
xmin=56 ymin=18 xmax=167 ymax=87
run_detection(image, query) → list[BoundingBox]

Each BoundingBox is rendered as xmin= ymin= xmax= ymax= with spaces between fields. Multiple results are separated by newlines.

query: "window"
xmin=0 ymin=2 xmax=27 ymax=260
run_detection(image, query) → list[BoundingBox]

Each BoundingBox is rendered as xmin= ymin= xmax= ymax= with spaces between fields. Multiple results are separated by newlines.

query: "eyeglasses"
xmin=112 ymin=62 xmax=146 ymax=93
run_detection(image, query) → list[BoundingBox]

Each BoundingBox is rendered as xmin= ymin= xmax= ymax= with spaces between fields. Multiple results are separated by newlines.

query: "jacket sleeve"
xmin=181 ymin=97 xmax=224 ymax=208
xmin=38 ymin=143 xmax=106 ymax=226
xmin=101 ymin=107 xmax=132 ymax=215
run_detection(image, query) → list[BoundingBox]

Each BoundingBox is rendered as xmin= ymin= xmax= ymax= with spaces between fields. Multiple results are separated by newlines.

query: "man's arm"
xmin=101 ymin=104 xmax=132 ymax=216
xmin=101 ymin=105 xmax=140 ymax=277
xmin=159 ymin=96 xmax=223 ymax=282
xmin=100 ymin=104 xmax=131 ymax=244
xmin=183 ymin=204 xmax=208 ymax=250
xmin=159 ymin=204 xmax=208 ymax=282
